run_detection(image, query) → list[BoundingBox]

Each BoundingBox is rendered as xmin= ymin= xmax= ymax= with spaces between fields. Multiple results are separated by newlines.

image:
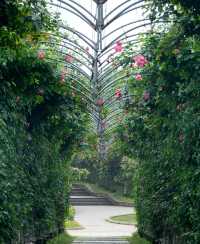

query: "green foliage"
xmin=129 ymin=233 xmax=150 ymax=244
xmin=67 ymin=206 xmax=75 ymax=221
xmin=116 ymin=2 xmax=200 ymax=242
xmin=70 ymin=167 xmax=89 ymax=183
xmin=0 ymin=0 xmax=87 ymax=243
xmin=47 ymin=233 xmax=73 ymax=244
xmin=114 ymin=157 xmax=137 ymax=196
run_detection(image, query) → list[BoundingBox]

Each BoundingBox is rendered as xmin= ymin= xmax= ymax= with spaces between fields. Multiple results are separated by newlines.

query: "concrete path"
xmin=67 ymin=205 xmax=137 ymax=237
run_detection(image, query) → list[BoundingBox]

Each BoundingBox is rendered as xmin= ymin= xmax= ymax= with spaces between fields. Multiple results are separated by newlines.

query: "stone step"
xmin=73 ymin=237 xmax=129 ymax=244
xmin=69 ymin=198 xmax=113 ymax=206
xmin=70 ymin=185 xmax=115 ymax=206
xmin=71 ymin=190 xmax=94 ymax=196
xmin=70 ymin=187 xmax=95 ymax=196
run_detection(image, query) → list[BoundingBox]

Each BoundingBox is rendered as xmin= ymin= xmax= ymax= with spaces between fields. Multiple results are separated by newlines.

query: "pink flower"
xmin=65 ymin=54 xmax=74 ymax=63
xmin=114 ymin=41 xmax=123 ymax=53
xmin=135 ymin=73 xmax=142 ymax=80
xmin=37 ymin=50 xmax=45 ymax=60
xmin=96 ymin=98 xmax=104 ymax=106
xmin=115 ymin=88 xmax=122 ymax=99
xmin=133 ymin=54 xmax=148 ymax=67
xmin=143 ymin=91 xmax=150 ymax=101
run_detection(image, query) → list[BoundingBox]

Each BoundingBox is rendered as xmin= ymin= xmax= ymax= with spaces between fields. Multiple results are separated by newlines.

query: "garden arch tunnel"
xmin=43 ymin=0 xmax=169 ymax=160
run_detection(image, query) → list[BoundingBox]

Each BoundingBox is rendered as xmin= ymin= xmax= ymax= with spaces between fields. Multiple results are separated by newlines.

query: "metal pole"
xmin=93 ymin=0 xmax=107 ymax=161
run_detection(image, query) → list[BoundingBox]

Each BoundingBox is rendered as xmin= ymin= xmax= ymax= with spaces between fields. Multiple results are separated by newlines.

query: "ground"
xmin=67 ymin=205 xmax=137 ymax=237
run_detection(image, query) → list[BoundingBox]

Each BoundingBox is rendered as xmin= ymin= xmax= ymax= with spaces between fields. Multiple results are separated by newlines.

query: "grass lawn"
xmin=109 ymin=213 xmax=137 ymax=225
xmin=85 ymin=183 xmax=133 ymax=204
xmin=128 ymin=233 xmax=150 ymax=244
xmin=47 ymin=233 xmax=73 ymax=244
xmin=64 ymin=220 xmax=82 ymax=229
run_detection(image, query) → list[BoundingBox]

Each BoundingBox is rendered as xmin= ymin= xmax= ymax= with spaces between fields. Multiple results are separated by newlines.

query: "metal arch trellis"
xmin=45 ymin=0 xmax=171 ymax=160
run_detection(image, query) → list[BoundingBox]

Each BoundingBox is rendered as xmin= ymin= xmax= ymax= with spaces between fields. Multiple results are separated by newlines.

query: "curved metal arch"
xmin=103 ymin=122 xmax=122 ymax=135
xmin=48 ymin=33 xmax=95 ymax=61
xmin=61 ymin=74 xmax=92 ymax=97
xmin=43 ymin=1 xmax=173 ymax=158
xmin=104 ymin=122 xmax=123 ymax=135
xmin=98 ymin=74 xmax=129 ymax=95
xmin=104 ymin=124 xmax=122 ymax=136
xmin=101 ymin=21 xmax=153 ymax=54
xmin=44 ymin=40 xmax=93 ymax=65
xmin=103 ymin=0 xmax=146 ymax=28
xmin=40 ymin=55 xmax=91 ymax=85
xmin=102 ymin=93 xmax=130 ymax=109
xmin=99 ymin=69 xmax=125 ymax=88
xmin=101 ymin=73 xmax=150 ymax=99
xmin=104 ymin=94 xmax=134 ymax=108
xmin=99 ymin=32 xmax=149 ymax=61
xmin=99 ymin=41 xmax=140 ymax=71
xmin=99 ymin=39 xmax=147 ymax=71
xmin=42 ymin=57 xmax=93 ymax=97
xmin=101 ymin=74 xmax=130 ymax=93
xmin=104 ymin=110 xmax=123 ymax=122
xmin=104 ymin=0 xmax=134 ymax=20
xmin=102 ymin=19 xmax=173 ymax=54
xmin=59 ymin=41 xmax=93 ymax=65
xmin=103 ymin=18 xmax=150 ymax=41
xmin=42 ymin=42 xmax=93 ymax=73
xmin=69 ymin=86 xmax=93 ymax=105
xmin=48 ymin=1 xmax=96 ymax=30
xmin=51 ymin=55 xmax=91 ymax=80
xmin=56 ymin=0 xmax=96 ymax=21
xmin=99 ymin=33 xmax=158 ymax=63
xmin=98 ymin=63 xmax=123 ymax=82
xmin=60 ymin=25 xmax=96 ymax=49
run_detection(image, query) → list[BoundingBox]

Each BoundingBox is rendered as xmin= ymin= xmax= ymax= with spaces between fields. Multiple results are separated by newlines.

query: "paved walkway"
xmin=67 ymin=205 xmax=137 ymax=237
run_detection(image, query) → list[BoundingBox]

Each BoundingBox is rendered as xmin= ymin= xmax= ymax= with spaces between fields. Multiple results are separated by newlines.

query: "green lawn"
xmin=64 ymin=220 xmax=82 ymax=229
xmin=128 ymin=233 xmax=150 ymax=244
xmin=47 ymin=233 xmax=73 ymax=244
xmin=109 ymin=213 xmax=137 ymax=225
xmin=85 ymin=183 xmax=133 ymax=204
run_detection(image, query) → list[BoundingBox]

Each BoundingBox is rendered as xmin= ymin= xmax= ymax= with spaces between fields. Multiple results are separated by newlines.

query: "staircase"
xmin=73 ymin=237 xmax=129 ymax=244
xmin=70 ymin=185 xmax=115 ymax=206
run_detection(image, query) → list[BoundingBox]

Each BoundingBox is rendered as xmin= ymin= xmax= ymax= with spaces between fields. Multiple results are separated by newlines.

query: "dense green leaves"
xmin=0 ymin=0 xmax=87 ymax=243
xmin=115 ymin=2 xmax=200 ymax=243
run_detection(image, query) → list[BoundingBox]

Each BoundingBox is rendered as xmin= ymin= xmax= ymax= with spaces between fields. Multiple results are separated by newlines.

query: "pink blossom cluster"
xmin=133 ymin=54 xmax=148 ymax=67
xmin=60 ymin=69 xmax=67 ymax=83
xmin=96 ymin=98 xmax=104 ymax=106
xmin=65 ymin=54 xmax=74 ymax=63
xmin=115 ymin=88 xmax=122 ymax=99
xmin=114 ymin=41 xmax=123 ymax=53
xmin=135 ymin=73 xmax=142 ymax=80
xmin=37 ymin=50 xmax=45 ymax=60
